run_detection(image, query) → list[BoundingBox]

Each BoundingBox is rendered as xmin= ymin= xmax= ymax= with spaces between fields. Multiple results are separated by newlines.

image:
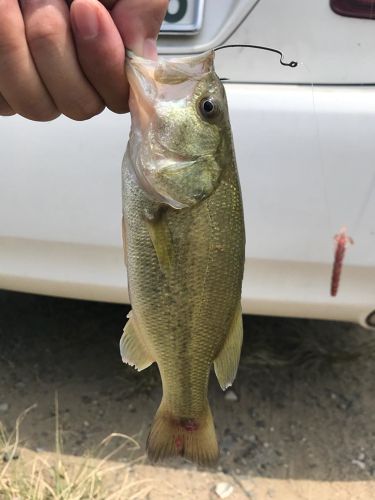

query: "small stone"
xmin=214 ymin=482 xmax=234 ymax=499
xmin=83 ymin=420 xmax=90 ymax=427
xmin=352 ymin=459 xmax=366 ymax=470
xmin=222 ymin=434 xmax=236 ymax=451
xmin=224 ymin=390 xmax=238 ymax=402
xmin=3 ymin=449 xmax=19 ymax=462
xmin=128 ymin=403 xmax=136 ymax=413
xmin=358 ymin=452 xmax=365 ymax=461
xmin=0 ymin=403 xmax=9 ymax=413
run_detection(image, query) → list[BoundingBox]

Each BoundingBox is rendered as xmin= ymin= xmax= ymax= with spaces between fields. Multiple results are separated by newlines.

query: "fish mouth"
xmin=126 ymin=50 xmax=215 ymax=131
xmin=126 ymin=50 xmax=219 ymax=208
xmin=126 ymin=50 xmax=215 ymax=82
xmin=126 ymin=54 xmax=157 ymax=132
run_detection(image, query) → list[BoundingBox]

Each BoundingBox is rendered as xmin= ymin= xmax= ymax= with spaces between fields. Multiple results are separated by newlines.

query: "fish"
xmin=120 ymin=49 xmax=245 ymax=465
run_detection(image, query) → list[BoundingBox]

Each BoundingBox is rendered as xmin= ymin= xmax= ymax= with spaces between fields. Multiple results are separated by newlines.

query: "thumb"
xmin=110 ymin=0 xmax=168 ymax=60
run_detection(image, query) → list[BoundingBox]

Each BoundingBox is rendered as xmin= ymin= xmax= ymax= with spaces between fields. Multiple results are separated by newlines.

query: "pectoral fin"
xmin=120 ymin=311 xmax=154 ymax=371
xmin=144 ymin=213 xmax=173 ymax=276
xmin=214 ymin=303 xmax=243 ymax=390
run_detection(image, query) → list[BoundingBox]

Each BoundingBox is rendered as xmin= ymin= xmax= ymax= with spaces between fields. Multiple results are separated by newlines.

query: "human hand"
xmin=0 ymin=0 xmax=168 ymax=121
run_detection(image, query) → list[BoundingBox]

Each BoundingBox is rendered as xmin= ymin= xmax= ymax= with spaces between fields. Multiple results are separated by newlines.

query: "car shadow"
xmin=0 ymin=290 xmax=374 ymax=481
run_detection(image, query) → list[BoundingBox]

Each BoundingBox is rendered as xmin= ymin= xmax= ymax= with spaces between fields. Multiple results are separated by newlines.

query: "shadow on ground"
xmin=1 ymin=290 xmax=375 ymax=482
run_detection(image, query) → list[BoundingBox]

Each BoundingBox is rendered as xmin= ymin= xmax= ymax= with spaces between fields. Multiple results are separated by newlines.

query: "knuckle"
xmin=0 ymin=36 xmax=21 ymax=58
xmin=26 ymin=18 xmax=67 ymax=50
xmin=22 ymin=107 xmax=61 ymax=122
xmin=64 ymin=99 xmax=105 ymax=121
xmin=107 ymin=102 xmax=129 ymax=114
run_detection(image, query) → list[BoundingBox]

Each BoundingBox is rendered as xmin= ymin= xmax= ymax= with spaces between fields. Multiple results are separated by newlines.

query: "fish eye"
xmin=199 ymin=97 xmax=219 ymax=120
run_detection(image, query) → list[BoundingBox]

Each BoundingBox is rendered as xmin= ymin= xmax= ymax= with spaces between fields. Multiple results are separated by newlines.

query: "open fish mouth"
xmin=126 ymin=49 xmax=215 ymax=80
xmin=125 ymin=49 xmax=223 ymax=209
xmin=126 ymin=49 xmax=215 ymax=130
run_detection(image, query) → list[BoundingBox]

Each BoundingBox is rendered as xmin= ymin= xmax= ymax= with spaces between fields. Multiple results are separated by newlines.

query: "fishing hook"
xmin=214 ymin=44 xmax=298 ymax=68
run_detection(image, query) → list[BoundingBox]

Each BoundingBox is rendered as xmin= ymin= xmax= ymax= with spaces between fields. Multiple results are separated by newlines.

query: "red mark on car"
xmin=331 ymin=226 xmax=354 ymax=297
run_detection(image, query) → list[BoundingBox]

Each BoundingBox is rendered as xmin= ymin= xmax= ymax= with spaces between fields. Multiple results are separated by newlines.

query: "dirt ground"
xmin=1 ymin=290 xmax=375 ymax=499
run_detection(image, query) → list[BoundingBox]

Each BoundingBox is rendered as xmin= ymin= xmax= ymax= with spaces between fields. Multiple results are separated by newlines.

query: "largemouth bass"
xmin=121 ymin=49 xmax=245 ymax=465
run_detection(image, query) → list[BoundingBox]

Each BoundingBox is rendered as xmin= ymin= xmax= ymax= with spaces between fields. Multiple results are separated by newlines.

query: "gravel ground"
xmin=1 ymin=290 xmax=375 ymax=498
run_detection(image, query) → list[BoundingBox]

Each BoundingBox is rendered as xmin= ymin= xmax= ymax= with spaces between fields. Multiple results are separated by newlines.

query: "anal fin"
xmin=120 ymin=311 xmax=154 ymax=371
xmin=214 ymin=302 xmax=243 ymax=390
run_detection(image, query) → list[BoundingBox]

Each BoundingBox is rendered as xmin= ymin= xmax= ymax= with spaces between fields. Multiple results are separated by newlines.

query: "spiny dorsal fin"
xmin=214 ymin=302 xmax=243 ymax=390
xmin=120 ymin=311 xmax=154 ymax=371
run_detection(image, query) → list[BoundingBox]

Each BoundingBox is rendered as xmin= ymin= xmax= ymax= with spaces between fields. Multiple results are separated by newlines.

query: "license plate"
xmin=161 ymin=0 xmax=205 ymax=35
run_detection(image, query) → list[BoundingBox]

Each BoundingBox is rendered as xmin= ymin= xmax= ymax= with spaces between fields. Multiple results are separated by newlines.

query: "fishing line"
xmin=214 ymin=44 xmax=298 ymax=68
xmin=301 ymin=60 xmax=375 ymax=297
xmin=300 ymin=60 xmax=335 ymax=237
xmin=304 ymin=55 xmax=375 ymax=242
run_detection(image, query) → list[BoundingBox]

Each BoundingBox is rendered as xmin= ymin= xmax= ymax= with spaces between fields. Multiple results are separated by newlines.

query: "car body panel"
xmin=1 ymin=83 xmax=374 ymax=326
xmin=160 ymin=0 xmax=375 ymax=84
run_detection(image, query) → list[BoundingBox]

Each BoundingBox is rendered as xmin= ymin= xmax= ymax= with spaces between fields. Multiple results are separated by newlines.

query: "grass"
xmin=0 ymin=397 xmax=151 ymax=500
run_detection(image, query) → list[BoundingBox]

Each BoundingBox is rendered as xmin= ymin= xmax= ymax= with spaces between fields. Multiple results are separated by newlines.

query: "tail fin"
xmin=146 ymin=399 xmax=219 ymax=466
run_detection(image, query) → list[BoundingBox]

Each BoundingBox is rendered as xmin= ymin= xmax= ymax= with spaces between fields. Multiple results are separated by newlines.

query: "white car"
xmin=1 ymin=0 xmax=375 ymax=328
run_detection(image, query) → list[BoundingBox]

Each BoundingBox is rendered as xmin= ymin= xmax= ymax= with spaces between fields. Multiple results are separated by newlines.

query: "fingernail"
xmin=142 ymin=38 xmax=158 ymax=61
xmin=72 ymin=2 xmax=99 ymax=40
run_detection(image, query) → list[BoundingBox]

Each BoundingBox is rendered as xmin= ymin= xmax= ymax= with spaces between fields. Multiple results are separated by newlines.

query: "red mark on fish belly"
xmin=175 ymin=435 xmax=183 ymax=452
xmin=180 ymin=418 xmax=199 ymax=432
xmin=330 ymin=227 xmax=354 ymax=297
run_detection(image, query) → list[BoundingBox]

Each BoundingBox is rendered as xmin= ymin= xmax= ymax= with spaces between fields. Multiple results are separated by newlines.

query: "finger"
xmin=0 ymin=0 xmax=58 ymax=120
xmin=0 ymin=94 xmax=15 ymax=116
xmin=111 ymin=0 xmax=168 ymax=59
xmin=21 ymin=0 xmax=104 ymax=120
xmin=70 ymin=0 xmax=128 ymax=113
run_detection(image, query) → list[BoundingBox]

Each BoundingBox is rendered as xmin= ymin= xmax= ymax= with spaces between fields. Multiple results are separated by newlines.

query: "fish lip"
xmin=125 ymin=49 xmax=214 ymax=66
xmin=126 ymin=49 xmax=215 ymax=84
